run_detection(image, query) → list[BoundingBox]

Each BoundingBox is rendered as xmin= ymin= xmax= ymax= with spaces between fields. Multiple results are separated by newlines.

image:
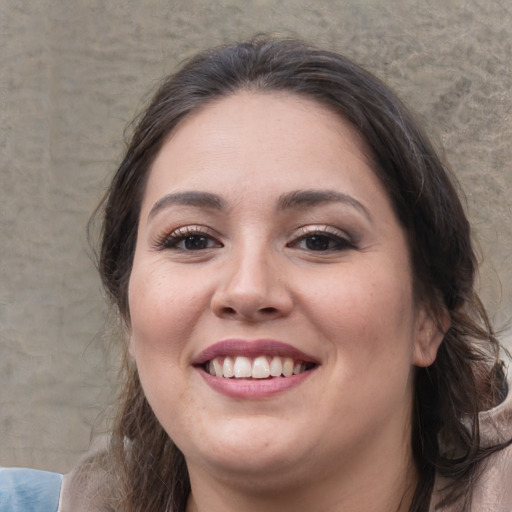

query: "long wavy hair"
xmin=88 ymin=38 xmax=508 ymax=511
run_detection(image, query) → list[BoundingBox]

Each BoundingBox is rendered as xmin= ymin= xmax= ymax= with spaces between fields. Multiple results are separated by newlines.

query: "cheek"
xmin=127 ymin=264 xmax=209 ymax=364
xmin=304 ymin=262 xmax=417 ymax=366
xmin=126 ymin=267 xmax=210 ymax=433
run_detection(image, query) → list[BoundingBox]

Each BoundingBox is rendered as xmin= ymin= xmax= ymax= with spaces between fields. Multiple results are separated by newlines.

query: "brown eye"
xmin=182 ymin=235 xmax=207 ymax=250
xmin=157 ymin=227 xmax=223 ymax=251
xmin=169 ymin=234 xmax=220 ymax=250
xmin=290 ymin=232 xmax=353 ymax=252
xmin=304 ymin=235 xmax=334 ymax=251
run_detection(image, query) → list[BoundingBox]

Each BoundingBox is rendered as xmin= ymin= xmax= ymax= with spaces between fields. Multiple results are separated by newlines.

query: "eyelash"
xmin=155 ymin=224 xmax=355 ymax=253
xmin=155 ymin=226 xmax=222 ymax=251
xmin=287 ymin=226 xmax=355 ymax=252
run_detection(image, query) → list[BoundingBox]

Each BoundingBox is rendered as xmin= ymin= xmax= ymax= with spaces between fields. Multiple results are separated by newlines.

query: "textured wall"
xmin=1 ymin=0 xmax=511 ymax=473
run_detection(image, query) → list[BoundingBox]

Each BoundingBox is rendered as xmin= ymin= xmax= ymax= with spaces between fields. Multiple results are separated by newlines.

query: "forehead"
xmin=142 ymin=92 xmax=381 ymax=204
xmin=166 ymin=91 xmax=372 ymax=165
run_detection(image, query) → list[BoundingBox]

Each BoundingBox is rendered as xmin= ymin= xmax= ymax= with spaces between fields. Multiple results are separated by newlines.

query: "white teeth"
xmin=293 ymin=362 xmax=303 ymax=375
xmin=209 ymin=355 xmax=312 ymax=379
xmin=252 ymin=356 xmax=270 ymax=379
xmin=234 ymin=356 xmax=252 ymax=378
xmin=282 ymin=357 xmax=294 ymax=377
xmin=269 ymin=356 xmax=283 ymax=377
xmin=223 ymin=356 xmax=234 ymax=378
xmin=212 ymin=358 xmax=223 ymax=377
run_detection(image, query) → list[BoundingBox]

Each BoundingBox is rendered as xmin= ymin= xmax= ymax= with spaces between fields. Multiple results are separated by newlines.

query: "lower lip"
xmin=198 ymin=368 xmax=314 ymax=399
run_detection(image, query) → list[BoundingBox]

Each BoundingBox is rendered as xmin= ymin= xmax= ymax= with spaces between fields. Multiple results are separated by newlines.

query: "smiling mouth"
xmin=203 ymin=355 xmax=317 ymax=379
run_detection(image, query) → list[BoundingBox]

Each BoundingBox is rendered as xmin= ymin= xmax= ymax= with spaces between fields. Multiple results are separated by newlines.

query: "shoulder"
xmin=469 ymin=379 xmax=512 ymax=512
xmin=431 ymin=442 xmax=512 ymax=512
xmin=59 ymin=436 xmax=112 ymax=512
xmin=431 ymin=371 xmax=512 ymax=511
xmin=471 ymin=441 xmax=512 ymax=509
xmin=0 ymin=467 xmax=63 ymax=512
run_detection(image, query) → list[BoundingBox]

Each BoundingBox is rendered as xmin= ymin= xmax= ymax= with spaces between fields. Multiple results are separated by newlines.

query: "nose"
xmin=210 ymin=245 xmax=293 ymax=322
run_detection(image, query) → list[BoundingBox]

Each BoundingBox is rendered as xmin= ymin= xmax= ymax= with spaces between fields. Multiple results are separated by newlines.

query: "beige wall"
xmin=1 ymin=0 xmax=511 ymax=473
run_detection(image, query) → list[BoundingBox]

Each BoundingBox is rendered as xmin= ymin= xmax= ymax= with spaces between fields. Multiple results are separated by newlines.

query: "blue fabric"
xmin=0 ymin=468 xmax=62 ymax=512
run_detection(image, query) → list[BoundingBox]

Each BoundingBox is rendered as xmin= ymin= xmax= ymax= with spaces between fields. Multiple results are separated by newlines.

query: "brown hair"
xmin=91 ymin=37 xmax=507 ymax=511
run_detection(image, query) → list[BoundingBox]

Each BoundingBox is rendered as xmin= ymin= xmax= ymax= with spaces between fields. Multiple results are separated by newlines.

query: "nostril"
xmin=260 ymin=307 xmax=278 ymax=314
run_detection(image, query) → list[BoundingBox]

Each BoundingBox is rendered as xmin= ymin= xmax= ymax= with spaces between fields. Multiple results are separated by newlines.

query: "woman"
xmin=3 ymin=37 xmax=511 ymax=511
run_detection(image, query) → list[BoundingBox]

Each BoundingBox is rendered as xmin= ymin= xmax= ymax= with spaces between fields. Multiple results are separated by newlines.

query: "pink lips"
xmin=193 ymin=339 xmax=319 ymax=399
xmin=192 ymin=338 xmax=318 ymax=366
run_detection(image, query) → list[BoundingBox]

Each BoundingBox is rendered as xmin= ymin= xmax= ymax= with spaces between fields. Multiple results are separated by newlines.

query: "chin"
xmin=179 ymin=417 xmax=310 ymax=480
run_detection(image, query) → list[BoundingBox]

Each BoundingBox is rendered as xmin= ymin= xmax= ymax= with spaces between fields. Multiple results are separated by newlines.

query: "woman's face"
xmin=128 ymin=92 xmax=442 ymax=490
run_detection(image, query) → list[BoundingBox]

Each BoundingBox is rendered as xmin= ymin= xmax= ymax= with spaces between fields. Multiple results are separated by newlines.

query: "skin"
xmin=127 ymin=92 xmax=444 ymax=512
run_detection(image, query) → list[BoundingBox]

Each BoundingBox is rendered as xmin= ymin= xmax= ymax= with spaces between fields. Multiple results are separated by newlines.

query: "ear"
xmin=413 ymin=306 xmax=450 ymax=367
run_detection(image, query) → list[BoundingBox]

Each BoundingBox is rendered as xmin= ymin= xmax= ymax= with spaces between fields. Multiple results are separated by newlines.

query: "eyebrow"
xmin=148 ymin=188 xmax=371 ymax=222
xmin=148 ymin=191 xmax=225 ymax=219
xmin=278 ymin=189 xmax=372 ymax=221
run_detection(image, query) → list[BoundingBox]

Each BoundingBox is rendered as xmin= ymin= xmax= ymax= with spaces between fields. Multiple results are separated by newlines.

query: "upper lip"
xmin=192 ymin=339 xmax=319 ymax=366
